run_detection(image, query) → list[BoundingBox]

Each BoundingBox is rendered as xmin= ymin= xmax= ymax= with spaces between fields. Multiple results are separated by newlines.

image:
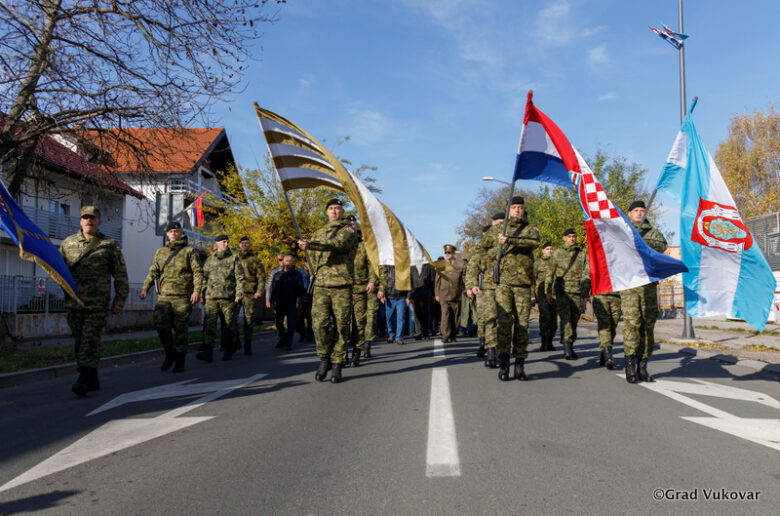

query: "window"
xmin=59 ymin=204 xmax=70 ymax=216
xmin=49 ymin=200 xmax=57 ymax=213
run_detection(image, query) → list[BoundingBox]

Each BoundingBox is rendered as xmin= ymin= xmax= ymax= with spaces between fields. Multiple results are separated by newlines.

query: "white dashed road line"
xmin=426 ymin=340 xmax=460 ymax=477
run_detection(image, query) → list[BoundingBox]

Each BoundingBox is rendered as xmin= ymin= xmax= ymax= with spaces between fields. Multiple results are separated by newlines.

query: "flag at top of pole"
xmin=656 ymin=98 xmax=776 ymax=331
xmin=649 ymin=24 xmax=688 ymax=49
xmin=512 ymin=91 xmax=687 ymax=295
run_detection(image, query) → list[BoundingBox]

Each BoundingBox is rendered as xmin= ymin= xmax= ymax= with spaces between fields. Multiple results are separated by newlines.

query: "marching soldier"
xmin=621 ymin=200 xmax=667 ymax=383
xmin=435 ymin=244 xmax=466 ymax=343
xmin=347 ymin=215 xmax=379 ymax=367
xmin=545 ymin=228 xmax=591 ymax=360
xmin=495 ymin=196 xmax=540 ymax=381
xmin=363 ymin=262 xmax=387 ymax=359
xmin=237 ymin=236 xmax=266 ymax=355
xmin=298 ymin=198 xmax=358 ymax=383
xmin=140 ymin=221 xmax=203 ymax=373
xmin=466 ymin=223 xmax=500 ymax=366
xmin=593 ymin=292 xmax=621 ymax=369
xmin=60 ymin=206 xmax=129 ymax=397
xmin=198 ymin=234 xmax=245 ymax=362
xmin=533 ymin=241 xmax=557 ymax=351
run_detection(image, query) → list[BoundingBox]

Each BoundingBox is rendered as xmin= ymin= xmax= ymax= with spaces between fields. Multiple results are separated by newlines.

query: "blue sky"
xmin=213 ymin=0 xmax=780 ymax=252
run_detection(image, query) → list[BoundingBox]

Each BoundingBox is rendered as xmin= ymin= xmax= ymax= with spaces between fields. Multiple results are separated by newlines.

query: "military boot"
xmin=477 ymin=338 xmax=487 ymax=357
xmin=351 ymin=347 xmax=361 ymax=368
xmin=71 ymin=367 xmax=90 ymax=397
xmin=625 ymin=355 xmax=639 ymax=384
xmin=363 ymin=342 xmax=372 ymax=359
xmin=545 ymin=336 xmax=555 ymax=351
xmin=86 ymin=368 xmax=100 ymax=391
xmin=514 ymin=357 xmax=528 ymax=381
xmin=598 ymin=348 xmax=606 ymax=367
xmin=638 ymin=358 xmax=654 ymax=382
xmin=605 ymin=347 xmax=615 ymax=370
xmin=196 ymin=347 xmax=214 ymax=363
xmin=497 ymin=353 xmax=510 ymax=381
xmin=315 ymin=357 xmax=331 ymax=382
xmin=485 ymin=347 xmax=498 ymax=368
xmin=243 ymin=334 xmax=253 ymax=355
xmin=563 ymin=341 xmax=574 ymax=360
xmin=161 ymin=352 xmax=175 ymax=371
xmin=172 ymin=353 xmax=186 ymax=373
xmin=331 ymin=362 xmax=343 ymax=384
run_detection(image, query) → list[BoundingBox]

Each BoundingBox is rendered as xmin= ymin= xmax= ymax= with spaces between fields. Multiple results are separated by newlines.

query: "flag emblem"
xmin=692 ymin=200 xmax=752 ymax=253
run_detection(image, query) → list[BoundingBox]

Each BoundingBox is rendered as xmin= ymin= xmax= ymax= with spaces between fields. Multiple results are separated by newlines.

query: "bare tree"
xmin=0 ymin=0 xmax=285 ymax=195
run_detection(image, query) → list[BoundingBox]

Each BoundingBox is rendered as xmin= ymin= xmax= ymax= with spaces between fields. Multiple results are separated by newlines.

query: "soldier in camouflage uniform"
xmin=198 ymin=234 xmax=245 ymax=362
xmin=533 ymin=241 xmax=557 ymax=351
xmin=465 ymin=221 xmax=500 ymax=365
xmin=140 ymin=221 xmax=203 ymax=373
xmin=298 ymin=198 xmax=358 ymax=384
xmin=237 ymin=236 xmax=266 ymax=355
xmin=346 ymin=216 xmax=379 ymax=367
xmin=545 ymin=228 xmax=591 ymax=361
xmin=60 ymin=206 xmax=129 ymax=397
xmin=620 ymin=200 xmax=667 ymax=383
xmin=593 ymin=292 xmax=621 ymax=369
xmin=495 ymin=196 xmax=540 ymax=381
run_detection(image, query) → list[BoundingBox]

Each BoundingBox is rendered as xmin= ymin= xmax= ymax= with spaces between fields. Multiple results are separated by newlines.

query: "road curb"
xmin=659 ymin=341 xmax=780 ymax=377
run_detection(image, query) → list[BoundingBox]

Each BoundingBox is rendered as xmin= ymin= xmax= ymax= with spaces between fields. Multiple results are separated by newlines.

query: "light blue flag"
xmin=656 ymin=99 xmax=776 ymax=331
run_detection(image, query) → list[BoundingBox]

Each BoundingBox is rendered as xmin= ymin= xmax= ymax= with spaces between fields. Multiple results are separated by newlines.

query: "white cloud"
xmin=598 ymin=91 xmax=617 ymax=102
xmin=297 ymin=75 xmax=316 ymax=88
xmin=583 ymin=25 xmax=607 ymax=37
xmin=587 ymin=43 xmax=609 ymax=70
xmin=347 ymin=109 xmax=391 ymax=145
xmin=535 ymin=0 xmax=574 ymax=47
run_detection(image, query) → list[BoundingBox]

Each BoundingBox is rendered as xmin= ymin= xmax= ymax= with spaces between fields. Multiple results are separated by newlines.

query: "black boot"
xmin=625 ymin=355 xmax=639 ymax=384
xmin=243 ymin=334 xmax=253 ymax=355
xmin=351 ymin=347 xmax=361 ymax=368
xmin=315 ymin=358 xmax=331 ymax=381
xmin=538 ymin=338 xmax=545 ymax=352
xmin=605 ymin=347 xmax=615 ymax=370
xmin=477 ymin=337 xmax=487 ymax=357
xmin=599 ymin=348 xmax=606 ymax=367
xmin=71 ymin=367 xmax=90 ymax=397
xmin=363 ymin=342 xmax=372 ymax=359
xmin=161 ymin=352 xmax=175 ymax=371
xmin=498 ymin=353 xmax=510 ymax=381
xmin=514 ymin=357 xmax=528 ymax=381
xmin=172 ymin=353 xmax=186 ymax=373
xmin=563 ymin=341 xmax=574 ymax=360
xmin=86 ymin=368 xmax=100 ymax=391
xmin=196 ymin=347 xmax=214 ymax=363
xmin=331 ymin=362 xmax=343 ymax=384
xmin=638 ymin=358 xmax=654 ymax=382
xmin=485 ymin=347 xmax=498 ymax=368
xmin=546 ymin=336 xmax=556 ymax=351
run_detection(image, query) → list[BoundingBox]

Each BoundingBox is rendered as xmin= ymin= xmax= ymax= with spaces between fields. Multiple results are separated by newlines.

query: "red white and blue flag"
xmin=512 ymin=92 xmax=687 ymax=294
xmin=649 ymin=24 xmax=688 ymax=50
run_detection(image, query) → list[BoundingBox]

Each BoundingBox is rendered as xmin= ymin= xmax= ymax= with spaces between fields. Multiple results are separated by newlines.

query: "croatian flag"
xmin=513 ymin=91 xmax=687 ymax=295
xmin=656 ymin=99 xmax=776 ymax=331
xmin=648 ymin=25 xmax=688 ymax=50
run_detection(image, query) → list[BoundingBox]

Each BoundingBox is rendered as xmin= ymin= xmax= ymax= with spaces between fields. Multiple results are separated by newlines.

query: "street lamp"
xmin=482 ymin=176 xmax=512 ymax=186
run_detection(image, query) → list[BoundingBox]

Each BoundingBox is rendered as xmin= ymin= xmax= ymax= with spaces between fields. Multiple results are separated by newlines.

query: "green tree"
xmin=715 ymin=105 xmax=780 ymax=220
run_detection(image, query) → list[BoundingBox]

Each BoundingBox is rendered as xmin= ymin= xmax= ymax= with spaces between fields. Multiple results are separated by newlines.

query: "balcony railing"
xmin=23 ymin=207 xmax=122 ymax=244
xmin=169 ymin=177 xmax=236 ymax=204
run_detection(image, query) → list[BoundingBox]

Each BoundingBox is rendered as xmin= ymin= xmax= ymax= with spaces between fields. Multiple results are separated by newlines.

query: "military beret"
xmin=80 ymin=206 xmax=101 ymax=218
xmin=214 ymin=234 xmax=229 ymax=242
xmin=326 ymin=198 xmax=343 ymax=208
xmin=491 ymin=212 xmax=505 ymax=221
xmin=346 ymin=214 xmax=357 ymax=223
xmin=510 ymin=196 xmax=525 ymax=205
xmin=562 ymin=228 xmax=576 ymax=236
xmin=239 ymin=236 xmax=250 ymax=242
xmin=542 ymin=241 xmax=553 ymax=249
xmin=628 ymin=200 xmax=646 ymax=212
xmin=482 ymin=224 xmax=492 ymax=233
xmin=165 ymin=221 xmax=182 ymax=232
xmin=443 ymin=244 xmax=457 ymax=253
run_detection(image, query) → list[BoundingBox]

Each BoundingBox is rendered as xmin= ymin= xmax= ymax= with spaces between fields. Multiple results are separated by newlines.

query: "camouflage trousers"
xmin=556 ymin=292 xmax=582 ymax=344
xmin=496 ymin=285 xmax=531 ymax=358
xmin=350 ymin=285 xmax=368 ymax=349
xmin=365 ymin=293 xmax=379 ymax=342
xmin=476 ymin=293 xmax=485 ymax=339
xmin=67 ymin=307 xmax=108 ymax=369
xmin=313 ymin=285 xmax=352 ymax=364
xmin=535 ymin=287 xmax=557 ymax=339
xmin=593 ymin=294 xmax=622 ymax=350
xmin=239 ymin=293 xmax=258 ymax=342
xmin=204 ymin=298 xmax=238 ymax=350
xmin=154 ymin=295 xmax=193 ymax=354
xmin=476 ymin=289 xmax=498 ymax=349
xmin=620 ymin=284 xmax=659 ymax=359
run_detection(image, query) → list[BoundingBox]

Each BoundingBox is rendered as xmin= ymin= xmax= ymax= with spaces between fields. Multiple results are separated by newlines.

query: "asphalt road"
xmin=0 ymin=327 xmax=778 ymax=515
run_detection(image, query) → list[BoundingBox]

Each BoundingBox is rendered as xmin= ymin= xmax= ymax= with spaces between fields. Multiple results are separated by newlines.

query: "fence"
xmin=0 ymin=275 xmax=155 ymax=314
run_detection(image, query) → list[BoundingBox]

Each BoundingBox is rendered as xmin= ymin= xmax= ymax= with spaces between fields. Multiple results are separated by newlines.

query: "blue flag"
xmin=656 ymin=100 xmax=776 ymax=331
xmin=0 ymin=180 xmax=82 ymax=305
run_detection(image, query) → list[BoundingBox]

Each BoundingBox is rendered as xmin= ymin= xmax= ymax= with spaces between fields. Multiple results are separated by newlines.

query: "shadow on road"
xmin=0 ymin=489 xmax=80 ymax=514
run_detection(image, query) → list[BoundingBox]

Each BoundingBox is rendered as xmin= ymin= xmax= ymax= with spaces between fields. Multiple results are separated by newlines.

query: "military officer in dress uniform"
xmin=237 ymin=236 xmax=266 ymax=355
xmin=435 ymin=244 xmax=466 ymax=343
xmin=140 ymin=221 xmax=203 ymax=372
xmin=60 ymin=206 xmax=129 ymax=397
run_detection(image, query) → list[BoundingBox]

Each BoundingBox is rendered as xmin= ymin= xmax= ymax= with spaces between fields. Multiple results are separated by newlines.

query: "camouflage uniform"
xmin=351 ymin=240 xmax=378 ymax=350
xmin=60 ymin=230 xmax=129 ymax=370
xmin=545 ymin=243 xmax=590 ymax=352
xmin=495 ymin=216 xmax=540 ymax=359
xmin=202 ymin=249 xmax=245 ymax=355
xmin=620 ymin=220 xmax=667 ymax=360
xmin=465 ymin=239 xmax=498 ymax=351
xmin=142 ymin=239 xmax=203 ymax=355
xmin=533 ymin=253 xmax=557 ymax=342
xmin=308 ymin=217 xmax=358 ymax=364
xmin=238 ymin=248 xmax=266 ymax=351
xmin=593 ymin=292 xmax=622 ymax=350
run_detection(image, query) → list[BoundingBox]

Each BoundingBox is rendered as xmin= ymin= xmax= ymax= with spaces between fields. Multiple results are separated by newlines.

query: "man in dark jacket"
xmin=270 ymin=254 xmax=305 ymax=350
xmin=410 ymin=263 xmax=435 ymax=340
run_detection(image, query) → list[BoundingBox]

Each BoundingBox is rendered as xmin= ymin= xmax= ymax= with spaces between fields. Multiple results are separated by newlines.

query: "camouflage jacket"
xmin=545 ymin=243 xmax=591 ymax=297
xmin=203 ymin=249 xmax=245 ymax=300
xmin=238 ymin=249 xmax=266 ymax=295
xmin=634 ymin=220 xmax=667 ymax=254
xmin=495 ymin=215 xmax=540 ymax=287
xmin=533 ymin=254 xmax=554 ymax=295
xmin=465 ymin=242 xmax=498 ymax=291
xmin=60 ymin=230 xmax=129 ymax=310
xmin=142 ymin=239 xmax=203 ymax=297
xmin=308 ymin=218 xmax=358 ymax=287
xmin=353 ymin=241 xmax=379 ymax=286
